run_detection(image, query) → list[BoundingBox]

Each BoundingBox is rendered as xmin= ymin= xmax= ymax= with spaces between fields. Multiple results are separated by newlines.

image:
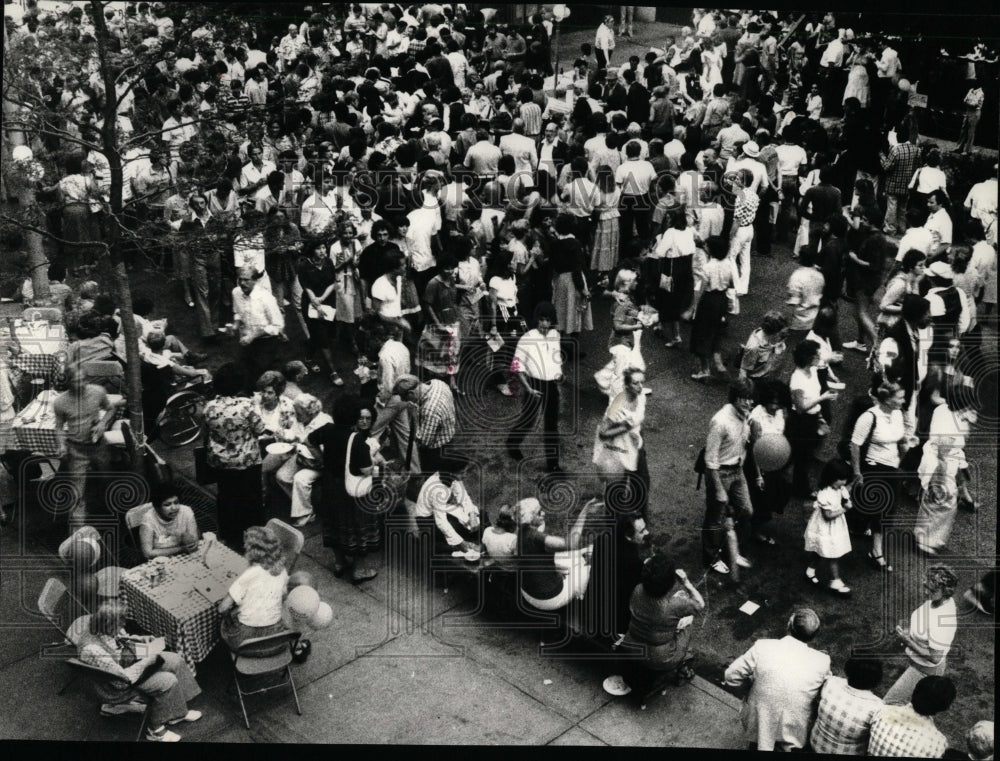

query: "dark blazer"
xmin=626 ymin=82 xmax=650 ymax=126
xmin=538 ymin=138 xmax=568 ymax=177
xmin=603 ymin=83 xmax=627 ymax=112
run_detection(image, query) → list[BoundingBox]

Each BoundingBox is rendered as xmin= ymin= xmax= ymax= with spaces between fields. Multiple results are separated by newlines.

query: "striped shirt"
xmin=519 ymin=102 xmax=542 ymax=137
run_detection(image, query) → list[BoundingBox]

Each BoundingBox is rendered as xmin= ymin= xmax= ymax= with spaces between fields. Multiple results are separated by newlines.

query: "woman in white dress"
xmin=842 ymin=46 xmax=871 ymax=108
xmin=700 ymin=35 xmax=724 ymax=95
xmin=329 ymin=219 xmax=364 ymax=355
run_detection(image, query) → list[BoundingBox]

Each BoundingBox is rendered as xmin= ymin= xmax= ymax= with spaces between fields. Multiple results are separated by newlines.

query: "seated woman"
xmin=77 ymin=600 xmax=202 ymax=742
xmin=603 ymin=554 xmax=705 ymax=699
xmin=517 ymin=497 xmax=604 ymax=612
xmin=142 ymin=331 xmax=212 ymax=383
xmin=482 ymin=504 xmax=519 ymax=566
xmin=412 ymin=470 xmax=487 ymax=554
xmin=272 ymin=394 xmax=332 ymax=527
xmin=253 ymin=371 xmax=298 ymax=445
xmin=217 ymin=526 xmax=289 ymax=654
xmin=139 ymin=481 xmax=200 ymax=560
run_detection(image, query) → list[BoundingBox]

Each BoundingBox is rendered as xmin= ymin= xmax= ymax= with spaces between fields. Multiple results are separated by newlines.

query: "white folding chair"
xmin=265 ymin=518 xmax=304 ymax=572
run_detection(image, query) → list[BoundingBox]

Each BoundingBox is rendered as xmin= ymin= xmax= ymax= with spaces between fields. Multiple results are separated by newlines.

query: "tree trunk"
xmin=92 ymin=0 xmax=145 ymax=476
xmin=2 ymin=22 xmax=50 ymax=303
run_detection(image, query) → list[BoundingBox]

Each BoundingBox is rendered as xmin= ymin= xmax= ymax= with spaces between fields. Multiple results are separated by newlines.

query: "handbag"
xmin=726 ymin=288 xmax=740 ymax=315
xmin=344 ymin=432 xmax=373 ymax=498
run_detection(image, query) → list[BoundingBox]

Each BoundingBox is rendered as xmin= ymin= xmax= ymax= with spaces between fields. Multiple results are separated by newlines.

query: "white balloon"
xmin=12 ymin=146 xmax=33 ymax=162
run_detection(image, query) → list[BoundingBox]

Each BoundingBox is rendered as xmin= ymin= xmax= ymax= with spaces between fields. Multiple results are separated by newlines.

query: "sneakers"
xmin=735 ymin=555 xmax=753 ymax=569
xmin=602 ymin=675 xmax=632 ymax=696
xmin=711 ymin=560 xmax=730 ymax=574
xmin=167 ymin=710 xmax=202 ymax=726
xmin=827 ymin=579 xmax=851 ymax=597
xmin=100 ymin=701 xmax=146 ymax=717
xmin=146 ymin=726 xmax=181 ymax=742
xmin=842 ymin=341 xmax=869 ymax=353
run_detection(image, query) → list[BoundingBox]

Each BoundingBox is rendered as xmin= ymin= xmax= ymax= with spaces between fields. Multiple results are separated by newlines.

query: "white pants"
xmin=728 ymin=224 xmax=754 ymax=296
xmin=521 ymin=546 xmax=594 ymax=611
xmin=273 ymin=457 xmax=320 ymax=519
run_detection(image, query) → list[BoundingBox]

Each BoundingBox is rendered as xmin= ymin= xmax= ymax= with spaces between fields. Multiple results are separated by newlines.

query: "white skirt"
xmin=804 ymin=511 xmax=851 ymax=559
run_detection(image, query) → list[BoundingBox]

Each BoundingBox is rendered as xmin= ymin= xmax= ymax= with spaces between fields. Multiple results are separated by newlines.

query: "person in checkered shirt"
xmin=392 ymin=374 xmax=456 ymax=477
xmin=809 ymin=657 xmax=885 ymax=754
xmin=868 ymin=676 xmax=956 ymax=758
xmin=727 ymin=169 xmax=760 ymax=297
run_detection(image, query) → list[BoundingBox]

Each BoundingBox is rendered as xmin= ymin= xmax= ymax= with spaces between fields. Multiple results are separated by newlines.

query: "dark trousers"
xmin=753 ymin=194 xmax=774 ymax=255
xmin=216 ymin=465 xmax=264 ymax=552
xmin=619 ymin=193 xmax=651 ymax=244
xmin=596 ymin=49 xmax=610 ymax=70
xmin=191 ymin=250 xmax=221 ymax=338
xmin=787 ymin=412 xmax=823 ymax=498
xmin=413 ymin=267 xmax=439 ymax=307
xmin=506 ymin=377 xmax=560 ymax=469
xmin=240 ymin=335 xmax=285 ymax=392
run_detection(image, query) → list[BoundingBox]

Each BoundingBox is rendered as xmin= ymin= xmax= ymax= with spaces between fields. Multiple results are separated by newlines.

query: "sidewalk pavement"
xmin=0 ymin=514 xmax=743 ymax=745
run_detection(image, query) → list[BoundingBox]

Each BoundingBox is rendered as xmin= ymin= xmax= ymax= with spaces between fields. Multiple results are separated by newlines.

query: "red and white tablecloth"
xmin=119 ymin=541 xmax=248 ymax=672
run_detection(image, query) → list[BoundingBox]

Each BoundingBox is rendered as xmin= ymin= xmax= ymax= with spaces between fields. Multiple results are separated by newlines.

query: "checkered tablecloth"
xmin=1 ymin=323 xmax=68 ymax=379
xmin=9 ymin=389 xmax=60 ymax=454
xmin=120 ymin=541 xmax=248 ymax=672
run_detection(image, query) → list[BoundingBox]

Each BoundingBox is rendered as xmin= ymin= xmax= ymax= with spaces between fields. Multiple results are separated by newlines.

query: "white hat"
xmin=742 ymin=141 xmax=761 ymax=158
xmin=927 ymin=261 xmax=954 ymax=280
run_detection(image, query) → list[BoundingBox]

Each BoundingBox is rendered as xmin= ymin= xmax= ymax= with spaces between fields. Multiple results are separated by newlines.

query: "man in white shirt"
xmin=232 ymin=267 xmax=286 ymax=383
xmin=619 ymin=123 xmax=649 ymax=161
xmin=924 ymin=191 xmax=953 ymax=255
xmin=405 ymin=186 xmax=442 ymax=293
xmin=664 ymin=125 xmax=687 ymax=168
xmin=538 ymin=122 xmax=567 ymax=179
xmin=595 ymin=15 xmax=616 ymax=70
xmin=616 ymin=141 xmax=657 ymax=241
xmin=728 ymin=141 xmax=770 ymax=196
xmin=775 ymin=133 xmax=808 ymax=240
xmin=498 ymin=119 xmax=538 ymax=175
xmin=964 ymin=170 xmax=998 ymax=245
xmin=413 ymin=471 xmax=484 ymax=553
xmin=818 ymin=30 xmax=848 ymax=116
xmin=463 ymin=128 xmax=502 ymax=177
xmin=239 ymin=145 xmax=276 ymax=195
xmin=895 ymin=222 xmax=936 ymax=262
xmin=715 ymin=115 xmax=751 ymax=162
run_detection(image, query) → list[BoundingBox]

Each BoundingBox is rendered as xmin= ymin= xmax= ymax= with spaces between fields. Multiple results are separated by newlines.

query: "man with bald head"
xmin=498 ymin=118 xmax=538 ymax=174
xmin=724 ymin=608 xmax=832 ymax=751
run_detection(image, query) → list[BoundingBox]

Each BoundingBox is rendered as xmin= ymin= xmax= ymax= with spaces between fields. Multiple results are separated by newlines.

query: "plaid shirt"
xmin=733 ymin=189 xmax=760 ymax=227
xmin=868 ymin=704 xmax=948 ymax=758
xmin=408 ymin=39 xmax=426 ymax=57
xmin=809 ymin=677 xmax=884 ymax=755
xmin=415 ymin=379 xmax=456 ymax=449
xmin=881 ymin=142 xmax=920 ymax=196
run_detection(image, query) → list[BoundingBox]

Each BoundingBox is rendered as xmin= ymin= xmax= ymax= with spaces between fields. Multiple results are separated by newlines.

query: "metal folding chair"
xmin=63 ymin=658 xmax=152 ymax=741
xmin=229 ymin=630 xmax=302 ymax=729
xmin=264 ymin=518 xmax=304 ymax=572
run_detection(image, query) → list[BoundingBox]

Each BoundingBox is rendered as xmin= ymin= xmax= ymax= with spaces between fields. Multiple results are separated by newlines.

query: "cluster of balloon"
xmin=61 ymin=530 xmax=101 ymax=609
xmin=283 ymin=571 xmax=333 ymax=631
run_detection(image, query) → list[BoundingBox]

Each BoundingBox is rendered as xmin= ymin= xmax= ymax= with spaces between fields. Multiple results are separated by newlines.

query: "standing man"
xmin=955 ymin=78 xmax=985 ymax=155
xmin=880 ymin=132 xmax=921 ymax=236
xmin=53 ymin=363 xmax=116 ymax=527
xmin=615 ymin=141 xmax=657 ymax=245
xmin=618 ymin=7 xmax=635 ymax=39
xmin=595 ymin=15 xmax=615 ymax=71
xmin=506 ymin=302 xmax=564 ymax=474
xmin=728 ymin=169 xmax=760 ymax=297
xmin=231 ymin=266 xmax=286 ymax=388
xmin=724 ymin=609 xmax=832 ymax=751
xmin=701 ymin=378 xmax=756 ymax=581
xmin=179 ymin=193 xmax=223 ymax=341
xmin=391 ymin=374 xmax=456 ymax=478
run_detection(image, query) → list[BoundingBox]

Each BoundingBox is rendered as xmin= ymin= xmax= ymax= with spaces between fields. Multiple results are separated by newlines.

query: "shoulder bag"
xmin=344 ymin=432 xmax=373 ymax=498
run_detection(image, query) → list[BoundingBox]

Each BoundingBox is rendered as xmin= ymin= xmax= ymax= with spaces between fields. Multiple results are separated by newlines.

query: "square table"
xmin=120 ymin=540 xmax=248 ymax=672
xmin=1 ymin=321 xmax=68 ymax=380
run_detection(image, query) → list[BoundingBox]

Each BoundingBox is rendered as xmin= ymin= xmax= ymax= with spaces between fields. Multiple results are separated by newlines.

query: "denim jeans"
xmin=702 ymin=465 xmax=752 ymax=564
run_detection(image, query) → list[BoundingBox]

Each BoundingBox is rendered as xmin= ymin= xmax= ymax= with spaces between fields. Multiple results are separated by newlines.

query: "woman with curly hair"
xmin=218 ymin=525 xmax=289 ymax=653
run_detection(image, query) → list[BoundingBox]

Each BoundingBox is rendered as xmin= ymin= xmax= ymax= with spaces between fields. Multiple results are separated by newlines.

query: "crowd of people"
xmin=2 ymin=1 xmax=997 ymax=751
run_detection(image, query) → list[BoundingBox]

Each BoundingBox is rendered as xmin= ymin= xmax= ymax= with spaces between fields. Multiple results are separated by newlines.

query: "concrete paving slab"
xmin=579 ymin=679 xmax=745 ymax=748
xmin=548 ymin=726 xmax=610 ymax=746
xmin=254 ymin=631 xmax=572 ymax=744
xmin=430 ymin=601 xmax=617 ymax=723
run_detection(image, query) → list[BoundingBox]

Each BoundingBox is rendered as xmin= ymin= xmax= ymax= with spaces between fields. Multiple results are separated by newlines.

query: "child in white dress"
xmin=805 ymin=459 xmax=854 ymax=596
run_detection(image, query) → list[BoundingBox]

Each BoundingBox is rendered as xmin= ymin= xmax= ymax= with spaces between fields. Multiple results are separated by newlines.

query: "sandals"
xmin=867 ymin=552 xmax=893 ymax=573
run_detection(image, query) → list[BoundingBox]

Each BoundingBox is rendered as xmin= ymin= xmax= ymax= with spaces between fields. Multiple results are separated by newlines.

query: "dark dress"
xmin=308 ymin=423 xmax=381 ymax=556
xmin=690 ymin=259 xmax=733 ymax=360
xmin=520 ymin=527 xmax=563 ymax=605
xmin=297 ymin=256 xmax=337 ymax=352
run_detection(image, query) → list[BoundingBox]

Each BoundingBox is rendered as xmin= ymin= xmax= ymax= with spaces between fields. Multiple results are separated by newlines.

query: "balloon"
xmin=308 ymin=602 xmax=333 ymax=630
xmin=286 ymin=585 xmax=320 ymax=619
xmin=897 ymin=78 xmax=911 ymax=92
xmin=12 ymin=146 xmax=33 ymax=162
xmin=753 ymin=435 xmax=792 ymax=472
xmin=287 ymin=571 xmax=315 ymax=591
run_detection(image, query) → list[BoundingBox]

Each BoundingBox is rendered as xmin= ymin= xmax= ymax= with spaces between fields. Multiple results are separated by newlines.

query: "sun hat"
xmin=742 ymin=141 xmax=761 ymax=158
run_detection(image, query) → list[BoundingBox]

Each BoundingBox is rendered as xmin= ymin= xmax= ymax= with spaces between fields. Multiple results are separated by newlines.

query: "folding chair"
xmin=80 ymin=360 xmax=125 ymax=395
xmin=230 ymin=630 xmax=302 ymax=729
xmin=38 ymin=578 xmax=89 ymax=694
xmin=124 ymin=503 xmax=154 ymax=562
xmin=265 ymin=518 xmax=304 ymax=573
xmin=63 ymin=658 xmax=152 ymax=741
